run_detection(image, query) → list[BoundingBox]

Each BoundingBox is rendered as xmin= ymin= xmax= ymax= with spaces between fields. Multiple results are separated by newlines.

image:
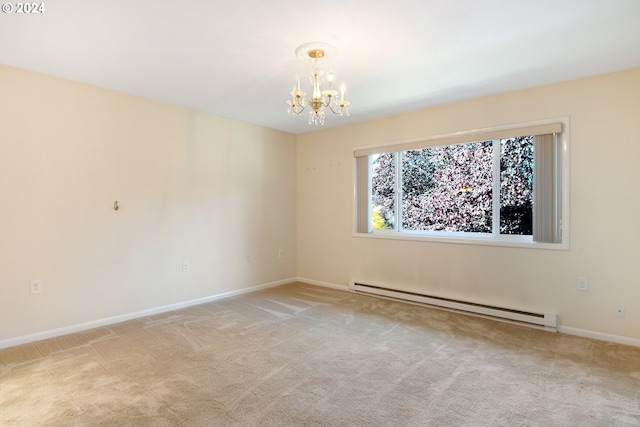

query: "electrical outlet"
xmin=577 ymin=277 xmax=588 ymax=291
xmin=278 ymin=249 xmax=284 ymax=259
xmin=182 ymin=261 xmax=190 ymax=273
xmin=614 ymin=304 xmax=625 ymax=318
xmin=30 ymin=279 xmax=42 ymax=294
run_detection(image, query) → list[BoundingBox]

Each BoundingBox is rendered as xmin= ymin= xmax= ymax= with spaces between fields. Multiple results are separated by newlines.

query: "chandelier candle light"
xmin=287 ymin=42 xmax=350 ymax=125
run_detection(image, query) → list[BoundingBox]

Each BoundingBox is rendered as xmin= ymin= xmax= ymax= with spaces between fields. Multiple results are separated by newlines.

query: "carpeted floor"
xmin=1 ymin=282 xmax=639 ymax=426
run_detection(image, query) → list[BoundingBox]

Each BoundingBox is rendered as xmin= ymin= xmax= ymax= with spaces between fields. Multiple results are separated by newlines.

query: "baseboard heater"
xmin=349 ymin=282 xmax=557 ymax=331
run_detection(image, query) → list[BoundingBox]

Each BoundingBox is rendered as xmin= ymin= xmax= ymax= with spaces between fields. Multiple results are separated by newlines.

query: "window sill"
xmin=353 ymin=230 xmax=569 ymax=251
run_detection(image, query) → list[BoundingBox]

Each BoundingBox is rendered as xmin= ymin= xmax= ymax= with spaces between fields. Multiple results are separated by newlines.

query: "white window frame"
xmin=353 ymin=118 xmax=570 ymax=250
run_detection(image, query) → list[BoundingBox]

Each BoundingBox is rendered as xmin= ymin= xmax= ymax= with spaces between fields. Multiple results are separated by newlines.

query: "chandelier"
xmin=286 ymin=43 xmax=351 ymax=125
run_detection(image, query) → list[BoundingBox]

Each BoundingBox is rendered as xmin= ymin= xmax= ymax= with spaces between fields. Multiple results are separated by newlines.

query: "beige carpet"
xmin=1 ymin=282 xmax=639 ymax=426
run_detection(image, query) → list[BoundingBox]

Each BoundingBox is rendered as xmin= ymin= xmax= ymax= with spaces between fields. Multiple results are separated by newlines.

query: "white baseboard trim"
xmin=0 ymin=277 xmax=296 ymax=350
xmin=298 ymin=278 xmax=640 ymax=348
xmin=558 ymin=326 xmax=640 ymax=348
xmin=296 ymin=277 xmax=349 ymax=291
xmin=5 ymin=277 xmax=638 ymax=350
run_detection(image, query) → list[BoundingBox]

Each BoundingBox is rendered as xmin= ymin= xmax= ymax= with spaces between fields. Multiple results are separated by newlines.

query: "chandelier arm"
xmin=326 ymin=103 xmax=343 ymax=115
xmin=291 ymin=104 xmax=306 ymax=115
xmin=294 ymin=96 xmax=306 ymax=108
xmin=288 ymin=95 xmax=307 ymax=113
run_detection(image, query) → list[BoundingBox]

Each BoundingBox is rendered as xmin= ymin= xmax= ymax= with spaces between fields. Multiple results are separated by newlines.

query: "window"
xmin=355 ymin=121 xmax=567 ymax=248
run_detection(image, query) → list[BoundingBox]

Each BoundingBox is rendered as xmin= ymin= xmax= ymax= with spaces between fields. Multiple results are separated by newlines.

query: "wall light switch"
xmin=182 ymin=261 xmax=190 ymax=273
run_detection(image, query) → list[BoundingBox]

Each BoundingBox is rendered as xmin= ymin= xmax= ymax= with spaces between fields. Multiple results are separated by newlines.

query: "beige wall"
xmin=0 ymin=65 xmax=297 ymax=344
xmin=2 ymin=63 xmax=639 ymax=346
xmin=297 ymin=68 xmax=640 ymax=342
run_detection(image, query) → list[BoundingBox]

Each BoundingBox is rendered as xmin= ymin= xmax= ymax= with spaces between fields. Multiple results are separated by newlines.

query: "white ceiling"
xmin=2 ymin=0 xmax=640 ymax=134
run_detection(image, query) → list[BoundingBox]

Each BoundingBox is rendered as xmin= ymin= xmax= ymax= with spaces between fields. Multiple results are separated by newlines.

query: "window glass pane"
xmin=401 ymin=141 xmax=493 ymax=232
xmin=371 ymin=152 xmax=395 ymax=229
xmin=500 ymin=136 xmax=533 ymax=235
